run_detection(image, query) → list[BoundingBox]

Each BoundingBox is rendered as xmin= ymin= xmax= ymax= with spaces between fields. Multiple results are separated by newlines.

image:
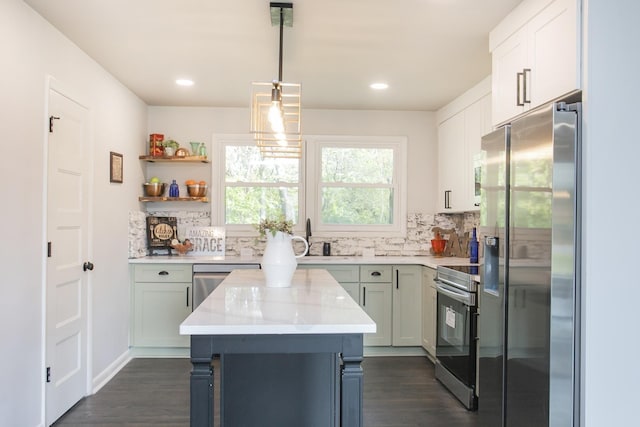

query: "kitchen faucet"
xmin=305 ymin=218 xmax=312 ymax=255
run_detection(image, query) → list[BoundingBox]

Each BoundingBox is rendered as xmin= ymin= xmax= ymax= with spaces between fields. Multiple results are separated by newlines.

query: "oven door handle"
xmin=436 ymin=281 xmax=475 ymax=306
xmin=435 ymin=276 xmax=467 ymax=289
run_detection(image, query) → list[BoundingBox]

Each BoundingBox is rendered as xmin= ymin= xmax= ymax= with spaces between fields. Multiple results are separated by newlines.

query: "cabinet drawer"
xmin=324 ymin=265 xmax=360 ymax=283
xmin=299 ymin=264 xmax=360 ymax=283
xmin=360 ymin=265 xmax=392 ymax=283
xmin=134 ymin=264 xmax=192 ymax=283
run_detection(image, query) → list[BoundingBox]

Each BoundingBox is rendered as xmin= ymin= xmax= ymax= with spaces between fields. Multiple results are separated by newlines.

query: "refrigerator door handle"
xmin=483 ymin=236 xmax=500 ymax=295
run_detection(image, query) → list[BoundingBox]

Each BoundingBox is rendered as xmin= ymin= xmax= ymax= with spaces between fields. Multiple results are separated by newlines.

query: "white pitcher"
xmin=261 ymin=231 xmax=309 ymax=288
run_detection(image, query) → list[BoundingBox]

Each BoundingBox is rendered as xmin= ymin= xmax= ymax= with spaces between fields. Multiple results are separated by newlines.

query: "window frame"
xmin=212 ymin=134 xmax=407 ymax=238
xmin=211 ymin=134 xmax=306 ymax=236
xmin=305 ymin=135 xmax=407 ymax=238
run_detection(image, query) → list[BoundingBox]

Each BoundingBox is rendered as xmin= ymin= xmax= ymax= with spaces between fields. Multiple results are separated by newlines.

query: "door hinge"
xmin=49 ymin=115 xmax=60 ymax=133
xmin=46 ymin=366 xmax=51 ymax=383
xmin=47 ymin=241 xmax=52 ymax=258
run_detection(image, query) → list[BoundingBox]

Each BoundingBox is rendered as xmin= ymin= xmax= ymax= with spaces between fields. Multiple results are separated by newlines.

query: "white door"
xmin=45 ymin=88 xmax=90 ymax=425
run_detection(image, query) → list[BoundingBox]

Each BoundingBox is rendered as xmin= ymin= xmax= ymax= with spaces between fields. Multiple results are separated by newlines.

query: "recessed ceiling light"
xmin=176 ymin=79 xmax=194 ymax=87
xmin=370 ymin=82 xmax=389 ymax=90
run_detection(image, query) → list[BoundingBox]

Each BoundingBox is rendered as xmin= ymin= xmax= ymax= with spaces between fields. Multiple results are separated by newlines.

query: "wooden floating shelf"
xmin=139 ymin=155 xmax=209 ymax=163
xmin=139 ymin=196 xmax=209 ymax=203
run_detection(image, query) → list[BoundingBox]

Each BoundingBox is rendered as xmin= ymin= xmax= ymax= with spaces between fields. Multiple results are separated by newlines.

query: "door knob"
xmin=83 ymin=262 xmax=94 ymax=271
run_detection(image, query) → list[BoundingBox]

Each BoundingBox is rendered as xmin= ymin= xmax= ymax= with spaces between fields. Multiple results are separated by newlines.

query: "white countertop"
xmin=130 ymin=254 xmax=478 ymax=270
xmin=180 ymin=269 xmax=377 ymax=336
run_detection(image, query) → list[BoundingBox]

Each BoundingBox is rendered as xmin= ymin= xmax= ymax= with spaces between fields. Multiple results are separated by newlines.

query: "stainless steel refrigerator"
xmin=477 ymin=101 xmax=581 ymax=427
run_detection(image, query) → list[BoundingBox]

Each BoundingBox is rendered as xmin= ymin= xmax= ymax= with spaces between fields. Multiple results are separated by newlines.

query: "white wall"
xmin=148 ymin=107 xmax=438 ymax=213
xmin=0 ymin=1 xmax=146 ymax=425
xmin=582 ymin=0 xmax=640 ymax=425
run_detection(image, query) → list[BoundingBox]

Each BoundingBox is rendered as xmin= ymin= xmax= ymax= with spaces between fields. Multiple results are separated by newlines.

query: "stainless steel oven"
xmin=434 ymin=265 xmax=478 ymax=410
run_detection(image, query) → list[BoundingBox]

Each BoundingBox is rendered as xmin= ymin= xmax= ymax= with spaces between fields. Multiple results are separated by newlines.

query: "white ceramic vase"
xmin=261 ymin=231 xmax=309 ymax=288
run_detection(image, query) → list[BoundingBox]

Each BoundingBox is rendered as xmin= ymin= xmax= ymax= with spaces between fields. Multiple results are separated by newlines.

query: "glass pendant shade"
xmin=249 ymin=2 xmax=302 ymax=159
xmin=251 ymin=81 xmax=301 ymax=158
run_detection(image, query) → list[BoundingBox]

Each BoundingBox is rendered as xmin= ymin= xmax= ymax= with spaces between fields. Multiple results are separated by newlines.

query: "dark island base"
xmin=223 ymin=353 xmax=337 ymax=426
xmin=190 ymin=333 xmax=364 ymax=427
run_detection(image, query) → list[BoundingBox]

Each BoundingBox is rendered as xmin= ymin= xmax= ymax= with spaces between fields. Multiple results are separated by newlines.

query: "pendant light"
xmin=250 ymin=2 xmax=302 ymax=158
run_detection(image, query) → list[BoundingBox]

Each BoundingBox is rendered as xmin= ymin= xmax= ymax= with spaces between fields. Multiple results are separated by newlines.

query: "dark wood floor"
xmin=54 ymin=356 xmax=478 ymax=427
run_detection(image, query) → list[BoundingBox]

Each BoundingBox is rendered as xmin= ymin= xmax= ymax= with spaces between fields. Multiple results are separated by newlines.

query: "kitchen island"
xmin=180 ymin=268 xmax=376 ymax=427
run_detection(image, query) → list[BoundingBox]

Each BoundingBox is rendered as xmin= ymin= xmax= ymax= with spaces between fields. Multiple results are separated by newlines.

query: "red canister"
xmin=149 ymin=133 xmax=164 ymax=157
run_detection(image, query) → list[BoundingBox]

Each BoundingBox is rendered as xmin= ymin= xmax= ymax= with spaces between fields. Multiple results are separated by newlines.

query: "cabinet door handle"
xmin=516 ymin=71 xmax=525 ymax=106
xmin=396 ymin=269 xmax=399 ymax=289
xmin=522 ymin=68 xmax=531 ymax=104
xmin=186 ymin=287 xmax=190 ymax=307
xmin=363 ymin=286 xmax=366 ymax=306
xmin=158 ymin=271 xmax=169 ymax=276
xmin=371 ymin=271 xmax=381 ymax=277
xmin=444 ymin=190 xmax=451 ymax=209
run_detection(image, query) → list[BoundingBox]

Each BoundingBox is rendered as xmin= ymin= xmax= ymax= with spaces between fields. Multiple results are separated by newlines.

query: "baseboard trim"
xmin=129 ymin=347 xmax=190 ymax=358
xmin=364 ymin=346 xmax=428 ymax=357
xmin=91 ymin=349 xmax=131 ymax=394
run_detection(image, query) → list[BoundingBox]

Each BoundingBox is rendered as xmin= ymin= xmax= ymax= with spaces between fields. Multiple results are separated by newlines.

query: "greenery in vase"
xmin=256 ymin=217 xmax=294 ymax=238
xmin=162 ymin=139 xmax=180 ymax=149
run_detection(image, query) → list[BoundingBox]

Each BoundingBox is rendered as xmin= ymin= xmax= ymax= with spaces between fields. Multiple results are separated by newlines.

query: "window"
xmin=213 ymin=135 xmax=406 ymax=236
xmin=307 ymin=136 xmax=407 ymax=236
xmin=212 ymin=135 xmax=303 ymax=235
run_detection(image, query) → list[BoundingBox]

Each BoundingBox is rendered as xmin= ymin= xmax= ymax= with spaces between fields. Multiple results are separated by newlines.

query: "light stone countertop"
xmin=130 ymin=254 xmax=481 ymax=282
xmin=180 ymin=269 xmax=377 ymax=336
xmin=129 ymin=254 xmax=478 ymax=270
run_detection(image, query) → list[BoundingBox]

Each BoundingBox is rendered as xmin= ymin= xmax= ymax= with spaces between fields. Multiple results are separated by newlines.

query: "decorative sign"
xmin=146 ymin=216 xmax=177 ymax=254
xmin=185 ymin=227 xmax=226 ymax=256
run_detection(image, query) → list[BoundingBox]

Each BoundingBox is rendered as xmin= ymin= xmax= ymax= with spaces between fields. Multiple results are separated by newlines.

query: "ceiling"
xmin=24 ymin=0 xmax=522 ymax=111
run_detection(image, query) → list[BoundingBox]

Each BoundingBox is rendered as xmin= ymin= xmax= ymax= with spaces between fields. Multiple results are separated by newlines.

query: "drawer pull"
xmin=158 ymin=271 xmax=169 ymax=276
xmin=371 ymin=271 xmax=381 ymax=277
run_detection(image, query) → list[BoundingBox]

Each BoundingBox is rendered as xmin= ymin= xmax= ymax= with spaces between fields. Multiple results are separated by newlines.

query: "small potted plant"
xmin=162 ymin=139 xmax=180 ymax=157
xmin=256 ymin=217 xmax=294 ymax=238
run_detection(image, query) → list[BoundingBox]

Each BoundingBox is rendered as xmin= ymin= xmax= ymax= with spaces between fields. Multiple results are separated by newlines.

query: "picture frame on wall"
xmin=110 ymin=151 xmax=123 ymax=183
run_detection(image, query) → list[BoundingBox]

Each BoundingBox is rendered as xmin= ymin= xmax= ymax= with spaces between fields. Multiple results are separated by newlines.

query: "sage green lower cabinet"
xmin=360 ymin=282 xmax=392 ymax=346
xmin=359 ymin=265 xmax=392 ymax=346
xmin=340 ymin=282 xmax=360 ymax=303
xmin=298 ymin=263 xmax=424 ymax=348
xmin=298 ymin=264 xmax=360 ymax=303
xmin=392 ymin=265 xmax=423 ymax=346
xmin=132 ymin=264 xmax=192 ymax=349
xmin=421 ymin=266 xmax=437 ymax=357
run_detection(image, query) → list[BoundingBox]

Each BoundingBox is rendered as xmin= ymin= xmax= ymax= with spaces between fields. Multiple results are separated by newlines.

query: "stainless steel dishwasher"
xmin=192 ymin=263 xmax=260 ymax=310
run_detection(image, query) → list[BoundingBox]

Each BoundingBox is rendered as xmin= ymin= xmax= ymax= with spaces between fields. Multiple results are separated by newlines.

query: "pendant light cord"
xmin=278 ymin=6 xmax=284 ymax=82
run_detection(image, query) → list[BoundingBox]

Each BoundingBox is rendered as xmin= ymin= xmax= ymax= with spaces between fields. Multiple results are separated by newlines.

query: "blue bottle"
xmin=469 ymin=227 xmax=479 ymax=264
xmin=169 ymin=179 xmax=179 ymax=197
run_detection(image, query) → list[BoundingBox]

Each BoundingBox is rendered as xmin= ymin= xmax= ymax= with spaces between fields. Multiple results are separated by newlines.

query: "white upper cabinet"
xmin=438 ymin=111 xmax=466 ymax=212
xmin=437 ymin=77 xmax=492 ymax=213
xmin=490 ymin=0 xmax=580 ymax=126
xmin=491 ymin=30 xmax=529 ymax=125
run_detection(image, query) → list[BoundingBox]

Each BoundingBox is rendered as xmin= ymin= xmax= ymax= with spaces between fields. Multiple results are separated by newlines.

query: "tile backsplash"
xmin=128 ymin=210 xmax=480 ymax=258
